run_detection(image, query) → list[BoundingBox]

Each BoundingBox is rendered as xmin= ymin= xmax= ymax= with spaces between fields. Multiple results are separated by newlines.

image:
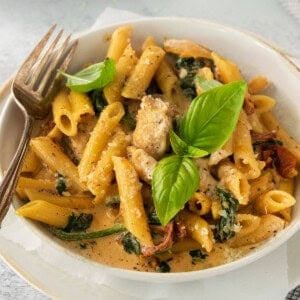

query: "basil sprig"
xmin=180 ymin=81 xmax=246 ymax=152
xmin=152 ymin=81 xmax=247 ymax=226
xmin=152 ymin=156 xmax=200 ymax=226
xmin=58 ymin=58 xmax=115 ymax=93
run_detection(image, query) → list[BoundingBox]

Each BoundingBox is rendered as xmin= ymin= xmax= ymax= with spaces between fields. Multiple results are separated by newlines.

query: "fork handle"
xmin=0 ymin=114 xmax=34 ymax=226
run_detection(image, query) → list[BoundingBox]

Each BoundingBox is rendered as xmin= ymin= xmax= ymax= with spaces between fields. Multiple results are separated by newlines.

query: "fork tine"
xmin=17 ymin=24 xmax=57 ymax=80
xmin=42 ymin=39 xmax=78 ymax=98
xmin=27 ymin=29 xmax=64 ymax=87
xmin=58 ymin=39 xmax=78 ymax=72
xmin=36 ymin=33 xmax=72 ymax=94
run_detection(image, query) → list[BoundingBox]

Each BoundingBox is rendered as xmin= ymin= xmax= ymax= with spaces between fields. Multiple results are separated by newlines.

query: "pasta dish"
xmin=15 ymin=25 xmax=300 ymax=273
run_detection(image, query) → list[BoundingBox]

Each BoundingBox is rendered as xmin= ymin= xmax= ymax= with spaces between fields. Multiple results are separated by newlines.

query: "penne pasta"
xmin=78 ymin=102 xmax=125 ymax=183
xmin=163 ymin=39 xmax=212 ymax=58
xmin=211 ymin=52 xmax=243 ymax=83
xmin=247 ymin=76 xmax=269 ymax=94
xmin=16 ymin=200 xmax=75 ymax=227
xmin=121 ymin=45 xmax=165 ymax=99
xmin=218 ymin=161 xmax=250 ymax=205
xmin=30 ymin=136 xmax=86 ymax=192
xmin=249 ymin=171 xmax=274 ymax=202
xmin=24 ymin=189 xmax=94 ymax=209
xmin=52 ymin=89 xmax=94 ymax=137
xmin=228 ymin=214 xmax=285 ymax=247
xmin=233 ymin=110 xmax=261 ymax=179
xmin=113 ymin=156 xmax=153 ymax=246
xmin=21 ymin=149 xmax=41 ymax=174
xmin=178 ymin=210 xmax=214 ymax=252
xmin=106 ymin=25 xmax=133 ymax=61
xmin=16 ymin=177 xmax=56 ymax=199
xmin=103 ymin=43 xmax=138 ymax=104
xmin=255 ymin=189 xmax=296 ymax=214
xmin=88 ymin=130 xmax=130 ymax=202
xmin=251 ymin=94 xmax=275 ymax=113
xmin=188 ymin=192 xmax=212 ymax=216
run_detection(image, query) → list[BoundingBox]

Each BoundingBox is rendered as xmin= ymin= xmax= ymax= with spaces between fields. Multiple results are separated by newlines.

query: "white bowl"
xmin=0 ymin=17 xmax=299 ymax=283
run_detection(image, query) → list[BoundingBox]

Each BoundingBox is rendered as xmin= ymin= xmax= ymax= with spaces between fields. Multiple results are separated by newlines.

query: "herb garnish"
xmin=58 ymin=58 xmax=115 ymax=93
xmin=121 ymin=232 xmax=141 ymax=255
xmin=152 ymin=81 xmax=246 ymax=226
xmin=214 ymin=187 xmax=239 ymax=242
xmin=89 ymin=89 xmax=108 ymax=114
xmin=55 ymin=173 xmax=67 ymax=195
xmin=63 ymin=213 xmax=93 ymax=233
xmin=189 ymin=249 xmax=208 ymax=263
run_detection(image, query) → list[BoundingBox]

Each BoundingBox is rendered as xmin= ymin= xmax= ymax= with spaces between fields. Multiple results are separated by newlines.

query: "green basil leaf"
xmin=197 ymin=76 xmax=223 ymax=91
xmin=152 ymin=155 xmax=199 ymax=226
xmin=58 ymin=58 xmax=115 ymax=93
xmin=170 ymin=130 xmax=208 ymax=158
xmin=179 ymin=81 xmax=246 ymax=153
xmin=170 ymin=130 xmax=188 ymax=156
xmin=187 ymin=145 xmax=209 ymax=158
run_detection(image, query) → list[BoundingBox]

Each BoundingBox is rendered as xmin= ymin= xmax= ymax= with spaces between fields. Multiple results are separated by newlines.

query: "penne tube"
xmin=249 ymin=171 xmax=274 ymax=202
xmin=255 ymin=189 xmax=296 ymax=214
xmin=21 ymin=149 xmax=41 ymax=174
xmin=106 ymin=25 xmax=133 ymax=61
xmin=52 ymin=89 xmax=94 ymax=137
xmin=154 ymin=60 xmax=178 ymax=98
xmin=30 ymin=137 xmax=86 ymax=192
xmin=88 ymin=130 xmax=130 ymax=202
xmin=247 ymin=111 xmax=264 ymax=133
xmin=78 ymin=102 xmax=125 ymax=183
xmin=143 ymin=35 xmax=179 ymax=97
xmin=211 ymin=52 xmax=243 ymax=83
xmin=188 ymin=192 xmax=212 ymax=216
xmin=103 ymin=43 xmax=138 ymax=104
xmin=251 ymin=94 xmax=275 ymax=113
xmin=15 ymin=200 xmax=75 ymax=227
xmin=113 ymin=156 xmax=153 ymax=246
xmin=16 ymin=177 xmax=56 ymax=199
xmin=121 ymin=45 xmax=165 ymax=99
xmin=24 ymin=189 xmax=94 ymax=209
xmin=47 ymin=125 xmax=63 ymax=141
xmin=68 ymin=91 xmax=94 ymax=122
xmin=178 ymin=210 xmax=214 ymax=252
xmin=163 ymin=39 xmax=212 ymax=58
xmin=211 ymin=198 xmax=222 ymax=220
xmin=233 ymin=110 xmax=261 ymax=179
xmin=228 ymin=214 xmax=285 ymax=248
xmin=247 ymin=76 xmax=269 ymax=94
xmin=52 ymin=89 xmax=77 ymax=136
xmin=218 ymin=161 xmax=250 ymax=205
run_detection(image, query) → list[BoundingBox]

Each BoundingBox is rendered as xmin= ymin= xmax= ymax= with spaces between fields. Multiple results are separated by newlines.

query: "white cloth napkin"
xmin=0 ymin=7 xmax=298 ymax=300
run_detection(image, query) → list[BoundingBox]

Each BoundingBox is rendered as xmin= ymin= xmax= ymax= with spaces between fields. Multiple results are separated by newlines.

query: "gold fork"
xmin=0 ymin=25 xmax=77 ymax=225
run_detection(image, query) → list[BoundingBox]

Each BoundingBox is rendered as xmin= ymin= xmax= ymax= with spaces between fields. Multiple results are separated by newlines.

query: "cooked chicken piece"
xmin=127 ymin=146 xmax=157 ymax=184
xmin=132 ymin=95 xmax=173 ymax=159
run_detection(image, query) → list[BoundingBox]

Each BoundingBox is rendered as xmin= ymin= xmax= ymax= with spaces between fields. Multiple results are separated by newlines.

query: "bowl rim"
xmin=0 ymin=16 xmax=300 ymax=287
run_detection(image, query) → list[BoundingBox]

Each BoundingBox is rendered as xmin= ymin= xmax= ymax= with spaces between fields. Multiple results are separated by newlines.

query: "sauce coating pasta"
xmin=15 ymin=25 xmax=299 ymax=273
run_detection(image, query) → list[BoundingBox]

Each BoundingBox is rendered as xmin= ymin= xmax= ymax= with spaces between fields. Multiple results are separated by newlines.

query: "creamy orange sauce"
xmin=54 ymin=203 xmax=256 ymax=273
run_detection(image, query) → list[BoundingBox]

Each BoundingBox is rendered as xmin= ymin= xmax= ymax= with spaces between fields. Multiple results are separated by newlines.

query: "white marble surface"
xmin=0 ymin=0 xmax=299 ymax=299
